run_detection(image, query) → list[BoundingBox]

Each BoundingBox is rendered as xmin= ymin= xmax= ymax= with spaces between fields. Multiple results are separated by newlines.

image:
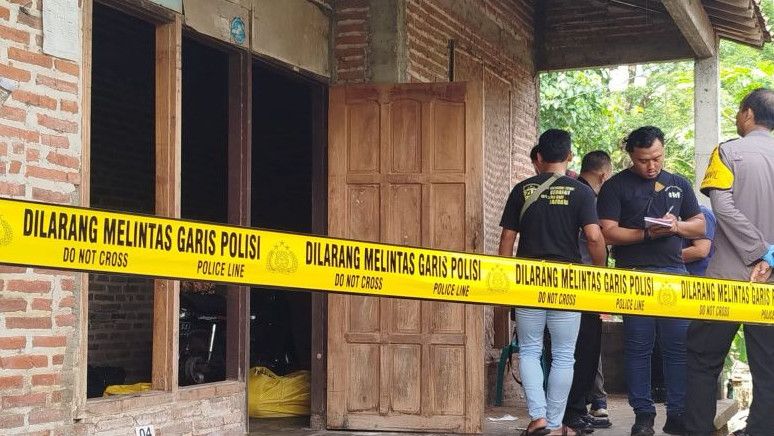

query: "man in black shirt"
xmin=597 ymin=126 xmax=705 ymax=436
xmin=563 ymin=151 xmax=613 ymax=432
xmin=499 ymin=130 xmax=606 ymax=436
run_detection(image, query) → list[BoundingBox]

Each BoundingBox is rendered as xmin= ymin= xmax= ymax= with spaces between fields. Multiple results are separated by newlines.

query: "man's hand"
xmin=751 ymin=260 xmax=772 ymax=283
xmin=650 ymin=213 xmax=678 ymax=238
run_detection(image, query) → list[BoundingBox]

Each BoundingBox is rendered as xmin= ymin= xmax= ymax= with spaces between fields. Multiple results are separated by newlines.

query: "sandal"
xmin=520 ymin=426 xmax=551 ymax=436
xmin=548 ymin=426 xmax=580 ymax=436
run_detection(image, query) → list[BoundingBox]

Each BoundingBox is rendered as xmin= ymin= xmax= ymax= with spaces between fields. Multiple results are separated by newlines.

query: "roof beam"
xmin=662 ymin=0 xmax=717 ymax=58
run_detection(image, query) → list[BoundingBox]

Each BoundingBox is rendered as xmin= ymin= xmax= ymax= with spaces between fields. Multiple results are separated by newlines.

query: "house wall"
xmin=332 ymin=0 xmax=540 ymax=406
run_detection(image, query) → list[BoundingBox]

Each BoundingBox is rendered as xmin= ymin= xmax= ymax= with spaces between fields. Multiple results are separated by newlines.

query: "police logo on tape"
xmin=0 ymin=215 xmax=12 ymax=246
xmin=267 ymin=241 xmax=298 ymax=274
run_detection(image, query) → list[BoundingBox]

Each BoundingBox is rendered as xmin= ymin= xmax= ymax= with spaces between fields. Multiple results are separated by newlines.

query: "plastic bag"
xmin=103 ymin=382 xmax=152 ymax=396
xmin=248 ymin=366 xmax=310 ymax=418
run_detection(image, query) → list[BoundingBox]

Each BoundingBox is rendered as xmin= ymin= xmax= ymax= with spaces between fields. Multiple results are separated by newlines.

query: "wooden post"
xmin=152 ymin=14 xmax=182 ymax=392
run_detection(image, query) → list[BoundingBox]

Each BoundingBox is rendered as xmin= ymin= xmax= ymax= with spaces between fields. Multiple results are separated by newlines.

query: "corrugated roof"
xmin=703 ymin=0 xmax=771 ymax=47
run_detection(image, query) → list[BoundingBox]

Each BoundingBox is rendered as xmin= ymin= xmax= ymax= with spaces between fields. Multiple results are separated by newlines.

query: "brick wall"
xmin=0 ymin=1 xmax=247 ymax=433
xmin=0 ymin=0 xmax=83 ymax=433
xmin=333 ymin=0 xmax=369 ymax=83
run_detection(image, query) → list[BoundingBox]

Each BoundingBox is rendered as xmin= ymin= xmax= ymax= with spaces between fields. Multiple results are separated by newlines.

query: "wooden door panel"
xmin=390 ymin=344 xmax=422 ymax=414
xmin=328 ymin=82 xmax=483 ymax=433
xmin=388 ymin=184 xmax=422 ymax=246
xmin=392 ymin=299 xmax=421 ymax=334
xmin=347 ymin=344 xmax=380 ymax=412
xmin=348 ymin=102 xmax=380 ymax=173
xmin=430 ymin=183 xmax=466 ymax=251
xmin=432 ymin=102 xmax=466 ymax=172
xmin=431 ymin=345 xmax=465 ymax=415
xmin=390 ymin=100 xmax=422 ymax=173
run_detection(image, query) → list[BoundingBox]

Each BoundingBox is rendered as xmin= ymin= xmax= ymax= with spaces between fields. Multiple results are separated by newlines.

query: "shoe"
xmin=580 ymin=413 xmax=611 ymax=429
xmin=590 ymin=408 xmax=608 ymax=418
xmin=662 ymin=413 xmax=686 ymax=435
xmin=631 ymin=412 xmax=655 ymax=436
xmin=563 ymin=415 xmax=595 ymax=434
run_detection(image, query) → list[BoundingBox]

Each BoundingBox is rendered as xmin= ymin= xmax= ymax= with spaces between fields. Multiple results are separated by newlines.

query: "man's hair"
xmin=624 ymin=126 xmax=665 ymax=152
xmin=536 ymin=129 xmax=572 ymax=163
xmin=580 ymin=150 xmax=612 ymax=173
xmin=741 ymin=88 xmax=774 ymax=130
xmin=530 ymin=144 xmax=539 ymax=163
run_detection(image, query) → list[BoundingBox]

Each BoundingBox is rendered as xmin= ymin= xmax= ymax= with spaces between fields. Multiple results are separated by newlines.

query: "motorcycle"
xmin=179 ymin=292 xmax=227 ymax=385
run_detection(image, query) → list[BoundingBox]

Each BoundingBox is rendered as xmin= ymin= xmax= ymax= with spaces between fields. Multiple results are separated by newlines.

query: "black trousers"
xmin=685 ymin=321 xmax=774 ymax=435
xmin=564 ymin=312 xmax=602 ymax=421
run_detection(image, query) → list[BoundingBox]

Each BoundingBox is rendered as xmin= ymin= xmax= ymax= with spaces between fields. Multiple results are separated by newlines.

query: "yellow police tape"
xmin=1 ymin=197 xmax=773 ymax=324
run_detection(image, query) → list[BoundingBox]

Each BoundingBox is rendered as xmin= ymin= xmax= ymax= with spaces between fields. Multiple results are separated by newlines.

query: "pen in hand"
xmin=665 ymin=205 xmax=674 ymax=216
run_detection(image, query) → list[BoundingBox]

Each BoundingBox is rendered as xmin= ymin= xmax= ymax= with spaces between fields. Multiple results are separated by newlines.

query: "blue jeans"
xmin=516 ymin=308 xmax=581 ymax=429
xmin=624 ymin=265 xmax=689 ymax=416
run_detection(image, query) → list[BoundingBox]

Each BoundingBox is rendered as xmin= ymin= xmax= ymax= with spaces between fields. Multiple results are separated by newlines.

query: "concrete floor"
xmin=248 ymin=394 xmax=683 ymax=436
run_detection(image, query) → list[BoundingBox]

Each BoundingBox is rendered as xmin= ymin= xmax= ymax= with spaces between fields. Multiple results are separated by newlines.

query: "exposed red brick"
xmin=5 ymin=316 xmax=52 ymax=329
xmin=29 ymin=407 xmax=65 ymax=424
xmin=0 ymin=414 xmax=24 ymax=430
xmin=7 ymin=47 xmax=52 ymax=68
xmin=54 ymin=59 xmax=79 ymax=77
xmin=3 ymin=392 xmax=47 ymax=408
xmin=0 ymin=354 xmax=47 ymax=369
xmin=26 ymin=148 xmax=39 ymax=161
xmin=26 ymin=165 xmax=76 ymax=183
xmin=41 ymin=134 xmax=70 ymax=148
xmin=52 ymin=354 xmax=64 ymax=365
xmin=58 ymin=295 xmax=75 ymax=308
xmin=12 ymin=142 xmax=23 ymax=153
xmin=0 ymin=6 xmax=10 ymax=21
xmin=0 ymin=298 xmax=27 ymax=312
xmin=16 ymin=11 xmax=42 ymax=30
xmin=46 ymin=151 xmax=79 ymax=169
xmin=55 ymin=313 xmax=75 ymax=327
xmin=0 ymin=266 xmax=26 ymax=273
xmin=32 ymin=187 xmax=71 ymax=204
xmin=12 ymin=89 xmax=57 ymax=109
xmin=31 ymin=297 xmax=51 ymax=311
xmin=0 ymin=181 xmax=25 ymax=196
xmin=0 ymin=24 xmax=29 ymax=44
xmin=0 ymin=376 xmax=23 ymax=389
xmin=60 ymin=99 xmax=78 ymax=113
xmin=9 ymin=160 xmax=21 ymax=174
xmin=37 ymin=113 xmax=78 ymax=133
xmin=31 ymin=373 xmax=60 ymax=386
xmin=61 ymin=278 xmax=75 ymax=291
xmin=0 ymin=142 xmax=6 ymax=155
xmin=33 ymin=335 xmax=65 ymax=348
xmin=0 ymin=336 xmax=26 ymax=349
xmin=6 ymin=279 xmax=50 ymax=293
xmin=0 ymin=123 xmax=39 ymax=142
xmin=36 ymin=74 xmax=78 ymax=94
xmin=0 ymin=105 xmax=26 ymax=122
xmin=51 ymin=389 xmax=64 ymax=403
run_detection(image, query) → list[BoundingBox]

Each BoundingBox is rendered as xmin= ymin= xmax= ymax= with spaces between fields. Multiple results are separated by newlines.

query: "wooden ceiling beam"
xmin=662 ymin=0 xmax=717 ymax=57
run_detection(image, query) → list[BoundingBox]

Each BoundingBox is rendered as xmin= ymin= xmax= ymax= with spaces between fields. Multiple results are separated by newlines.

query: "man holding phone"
xmin=596 ymin=126 xmax=705 ymax=436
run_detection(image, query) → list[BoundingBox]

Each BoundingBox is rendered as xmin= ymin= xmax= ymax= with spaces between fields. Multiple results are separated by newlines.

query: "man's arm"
xmin=682 ymin=239 xmax=711 ymax=263
xmin=599 ymin=219 xmax=647 ymax=245
xmin=710 ymin=189 xmax=769 ymax=265
xmin=583 ymin=224 xmax=607 ymax=266
xmin=498 ymin=228 xmax=518 ymax=257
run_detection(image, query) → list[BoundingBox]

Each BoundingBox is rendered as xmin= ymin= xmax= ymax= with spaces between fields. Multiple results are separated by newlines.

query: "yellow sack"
xmin=103 ymin=382 xmax=152 ymax=396
xmin=248 ymin=366 xmax=310 ymax=418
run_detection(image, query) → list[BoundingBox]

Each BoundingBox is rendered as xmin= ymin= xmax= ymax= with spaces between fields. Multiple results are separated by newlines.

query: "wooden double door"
xmin=327 ymin=82 xmax=484 ymax=433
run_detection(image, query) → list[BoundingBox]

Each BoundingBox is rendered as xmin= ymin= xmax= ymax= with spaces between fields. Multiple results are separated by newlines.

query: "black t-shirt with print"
xmin=500 ymin=173 xmax=599 ymax=263
xmin=596 ymin=169 xmax=701 ymax=268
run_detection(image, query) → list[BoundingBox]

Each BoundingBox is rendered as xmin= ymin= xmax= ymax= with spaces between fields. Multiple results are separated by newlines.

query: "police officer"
xmin=685 ymin=88 xmax=774 ymax=436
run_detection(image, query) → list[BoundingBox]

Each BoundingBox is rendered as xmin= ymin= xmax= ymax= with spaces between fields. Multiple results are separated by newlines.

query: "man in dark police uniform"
xmin=685 ymin=88 xmax=774 ymax=436
xmin=596 ymin=126 xmax=705 ymax=436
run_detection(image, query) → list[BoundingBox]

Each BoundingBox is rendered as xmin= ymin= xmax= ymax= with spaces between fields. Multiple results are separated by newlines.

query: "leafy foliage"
xmin=539 ymin=0 xmax=774 ymax=183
